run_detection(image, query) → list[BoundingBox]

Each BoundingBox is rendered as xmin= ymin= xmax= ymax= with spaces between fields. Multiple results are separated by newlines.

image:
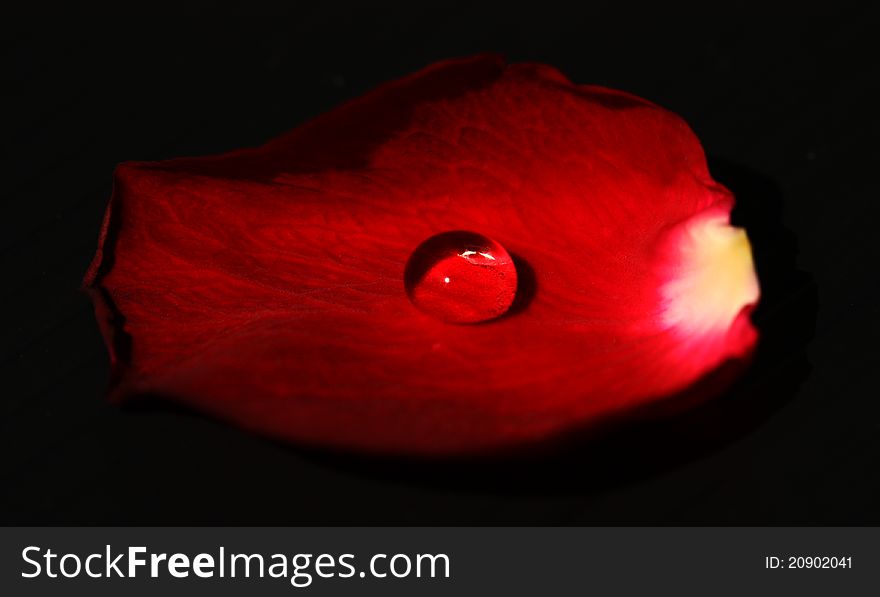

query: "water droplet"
xmin=404 ymin=231 xmax=518 ymax=323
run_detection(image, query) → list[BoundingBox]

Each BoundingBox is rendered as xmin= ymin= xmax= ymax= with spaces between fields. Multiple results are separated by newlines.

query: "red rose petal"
xmin=84 ymin=55 xmax=760 ymax=455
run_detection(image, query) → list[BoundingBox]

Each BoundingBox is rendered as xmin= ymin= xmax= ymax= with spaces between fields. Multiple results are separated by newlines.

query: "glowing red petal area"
xmin=84 ymin=55 xmax=760 ymax=455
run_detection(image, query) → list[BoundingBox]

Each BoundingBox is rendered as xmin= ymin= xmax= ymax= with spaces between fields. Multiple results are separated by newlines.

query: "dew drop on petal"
xmin=404 ymin=230 xmax=518 ymax=324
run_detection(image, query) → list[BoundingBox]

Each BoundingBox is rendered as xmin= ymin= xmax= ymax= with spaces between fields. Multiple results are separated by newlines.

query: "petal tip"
xmin=660 ymin=209 xmax=761 ymax=343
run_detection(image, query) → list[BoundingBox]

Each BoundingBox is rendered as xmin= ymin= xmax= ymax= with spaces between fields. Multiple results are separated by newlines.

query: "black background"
xmin=3 ymin=5 xmax=878 ymax=524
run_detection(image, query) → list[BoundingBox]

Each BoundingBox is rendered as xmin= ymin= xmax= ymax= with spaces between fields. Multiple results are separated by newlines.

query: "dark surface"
xmin=2 ymin=8 xmax=878 ymax=524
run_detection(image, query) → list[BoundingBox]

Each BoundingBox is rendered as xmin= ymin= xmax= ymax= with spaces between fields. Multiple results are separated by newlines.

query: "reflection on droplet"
xmin=404 ymin=230 xmax=518 ymax=324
